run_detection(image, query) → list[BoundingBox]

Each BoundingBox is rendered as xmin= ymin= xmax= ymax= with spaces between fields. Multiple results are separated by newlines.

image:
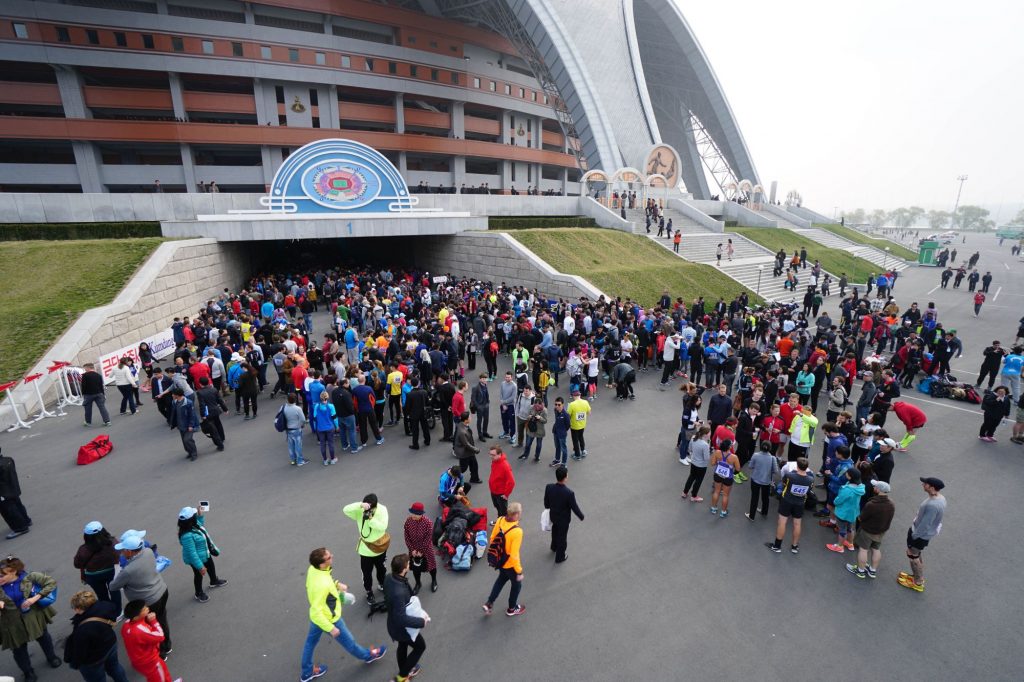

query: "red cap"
xmin=409 ymin=502 xmax=425 ymax=515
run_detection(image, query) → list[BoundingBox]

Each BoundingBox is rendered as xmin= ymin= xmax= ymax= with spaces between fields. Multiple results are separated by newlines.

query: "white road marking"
xmin=900 ymin=393 xmax=982 ymax=415
xmin=1004 ymin=262 xmax=1010 ymax=270
xmin=927 ymin=284 xmax=940 ymax=294
xmin=994 ymin=286 xmax=1002 ymax=301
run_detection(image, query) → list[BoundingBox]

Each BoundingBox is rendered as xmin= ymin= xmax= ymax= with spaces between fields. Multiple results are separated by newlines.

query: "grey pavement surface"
xmin=1 ymin=234 xmax=1022 ymax=682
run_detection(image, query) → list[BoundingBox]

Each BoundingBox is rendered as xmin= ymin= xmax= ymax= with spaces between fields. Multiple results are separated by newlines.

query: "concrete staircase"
xmin=753 ymin=208 xmax=804 ymax=229
xmin=646 ymin=231 xmax=806 ymax=303
xmin=790 ymin=228 xmax=911 ymax=272
xmin=624 ymin=208 xmax=713 ymax=235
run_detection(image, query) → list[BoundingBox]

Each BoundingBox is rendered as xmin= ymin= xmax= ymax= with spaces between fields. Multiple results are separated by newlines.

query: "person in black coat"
xmin=63 ymin=590 xmax=129 ymax=679
xmin=706 ymin=384 xmax=733 ymax=434
xmin=543 ymin=466 xmax=584 ymax=563
xmin=150 ymin=367 xmax=174 ymax=425
xmin=384 ymin=555 xmax=427 ymax=681
xmin=404 ymin=379 xmax=430 ymax=449
xmin=0 ymin=447 xmax=31 ymax=539
xmin=436 ymin=377 xmax=456 ymax=442
xmin=195 ymin=377 xmax=227 ymax=450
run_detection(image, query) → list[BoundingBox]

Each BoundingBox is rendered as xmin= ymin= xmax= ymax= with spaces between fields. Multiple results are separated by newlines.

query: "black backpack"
xmin=486 ymin=522 xmax=518 ymax=569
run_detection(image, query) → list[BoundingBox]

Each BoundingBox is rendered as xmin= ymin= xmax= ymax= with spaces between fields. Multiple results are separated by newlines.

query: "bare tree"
xmin=927 ymin=210 xmax=951 ymax=229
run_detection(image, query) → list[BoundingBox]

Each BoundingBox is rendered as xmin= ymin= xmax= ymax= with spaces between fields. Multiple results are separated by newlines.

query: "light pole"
xmin=757 ymin=264 xmax=764 ymax=297
xmin=951 ymin=174 xmax=968 ymax=232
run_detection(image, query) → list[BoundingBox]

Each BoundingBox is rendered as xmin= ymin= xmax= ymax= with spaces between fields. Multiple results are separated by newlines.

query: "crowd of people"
xmin=23 ymin=250 xmax=1024 ymax=681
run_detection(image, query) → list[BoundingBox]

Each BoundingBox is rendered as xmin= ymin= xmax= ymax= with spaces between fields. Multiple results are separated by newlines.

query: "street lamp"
xmin=951 ymin=174 xmax=968 ymax=232
xmin=757 ymin=264 xmax=764 ymax=296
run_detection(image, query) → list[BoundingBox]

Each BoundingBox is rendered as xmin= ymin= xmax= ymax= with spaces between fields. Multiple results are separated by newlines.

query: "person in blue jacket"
xmin=826 ymin=468 xmax=865 ymax=554
xmin=311 ymin=390 xmax=339 ymax=465
xmin=437 ymin=465 xmax=467 ymax=505
xmin=549 ymin=396 xmax=571 ymax=467
xmin=177 ymin=506 xmax=226 ymax=603
xmin=169 ymin=388 xmax=200 ymax=461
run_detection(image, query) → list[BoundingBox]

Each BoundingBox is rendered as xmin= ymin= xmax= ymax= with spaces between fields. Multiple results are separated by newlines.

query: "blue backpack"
xmin=452 ymin=544 xmax=473 ymax=571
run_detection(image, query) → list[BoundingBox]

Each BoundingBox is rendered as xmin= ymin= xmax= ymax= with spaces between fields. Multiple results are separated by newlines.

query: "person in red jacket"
xmin=891 ymin=401 xmax=927 ymax=451
xmin=452 ymin=380 xmax=468 ymax=419
xmin=187 ymin=358 xmax=211 ymax=390
xmin=121 ymin=599 xmax=173 ymax=682
xmin=488 ymin=445 xmax=515 ymax=518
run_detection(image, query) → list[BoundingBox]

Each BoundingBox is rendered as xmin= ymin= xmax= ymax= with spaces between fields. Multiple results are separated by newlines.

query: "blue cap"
xmin=114 ymin=535 xmax=144 ymax=551
xmin=83 ymin=521 xmax=103 ymax=535
xmin=120 ymin=529 xmax=146 ymax=542
xmin=178 ymin=506 xmax=198 ymax=521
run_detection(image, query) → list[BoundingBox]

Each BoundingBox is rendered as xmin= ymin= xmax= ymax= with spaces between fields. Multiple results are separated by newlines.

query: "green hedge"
xmin=489 ymin=216 xmax=597 ymax=229
xmin=0 ymin=222 xmax=162 ymax=240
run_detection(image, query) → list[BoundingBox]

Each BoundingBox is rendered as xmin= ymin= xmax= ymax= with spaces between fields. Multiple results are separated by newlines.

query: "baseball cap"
xmin=178 ymin=506 xmax=198 ymax=521
xmin=870 ymin=480 xmax=891 ymax=494
xmin=880 ymin=438 xmax=898 ymax=448
xmin=83 ymin=521 xmax=103 ymax=535
xmin=920 ymin=476 xmax=945 ymax=490
xmin=120 ymin=529 xmax=146 ymax=541
xmin=114 ymin=535 xmax=144 ymax=551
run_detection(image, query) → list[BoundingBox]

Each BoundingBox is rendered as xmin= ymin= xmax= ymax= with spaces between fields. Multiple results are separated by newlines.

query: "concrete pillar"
xmin=155 ymin=0 xmax=168 ymax=13
xmin=561 ymin=167 xmax=569 ymax=195
xmin=501 ymin=110 xmax=511 ymax=144
xmin=398 ymin=151 xmax=408 ymax=175
xmin=395 ymin=93 xmax=405 ymax=134
xmin=501 ymin=160 xmax=511 ymax=191
xmin=168 ymin=73 xmax=186 ymax=120
xmin=532 ymin=163 xmax=541 ymax=190
xmin=72 ymin=141 xmax=104 ymax=192
xmin=327 ymin=84 xmax=340 ymax=129
xmin=451 ymin=101 xmax=464 ymax=139
xmin=534 ymin=116 xmax=543 ymax=149
xmin=180 ymin=143 xmax=197 ymax=193
xmin=243 ymin=1 xmax=255 ymax=24
xmin=322 ymin=13 xmax=332 ymax=34
xmin=453 ymin=155 xmax=465 ymax=188
xmin=253 ymin=78 xmax=271 ymax=125
xmin=54 ymin=65 xmax=88 ymax=118
xmin=260 ymin=147 xmax=275 ymax=189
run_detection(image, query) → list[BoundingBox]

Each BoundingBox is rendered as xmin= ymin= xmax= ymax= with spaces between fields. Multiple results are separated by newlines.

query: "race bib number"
xmin=789 ymin=484 xmax=809 ymax=497
xmin=575 ymin=413 xmax=586 ymax=422
xmin=714 ymin=462 xmax=732 ymax=478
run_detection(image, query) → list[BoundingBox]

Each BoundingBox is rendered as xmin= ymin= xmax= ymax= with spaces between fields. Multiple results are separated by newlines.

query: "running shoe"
xmin=365 ymin=646 xmax=387 ymax=664
xmin=765 ymin=542 xmax=782 ymax=553
xmin=506 ymin=604 xmax=526 ymax=617
xmin=301 ymin=664 xmax=328 ymax=682
xmin=719 ymin=510 xmax=728 ymax=518
xmin=866 ymin=568 xmax=877 ymax=579
xmin=846 ymin=564 xmax=866 ymax=579
xmin=897 ymin=575 xmax=924 ymax=592
xmin=825 ymin=543 xmax=845 ymax=553
xmin=790 ymin=545 xmax=800 ymax=554
xmin=690 ymin=496 xmax=704 ymax=503
xmin=481 ymin=602 xmax=493 ymax=615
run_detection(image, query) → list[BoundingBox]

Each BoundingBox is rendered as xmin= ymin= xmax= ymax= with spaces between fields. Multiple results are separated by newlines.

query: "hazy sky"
xmin=680 ymin=0 xmax=1024 ymax=220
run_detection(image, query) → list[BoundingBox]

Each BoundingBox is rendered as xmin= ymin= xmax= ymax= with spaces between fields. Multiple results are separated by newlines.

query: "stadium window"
xmin=407 ymin=35 xmax=416 ymax=44
xmin=309 ymin=89 xmax=318 ymax=106
xmin=473 ymin=77 xmax=480 ymax=88
xmin=87 ymin=29 xmax=100 ymax=45
xmin=232 ymin=42 xmax=244 ymax=57
xmin=450 ymin=45 xmax=458 ymax=52
xmin=388 ymin=61 xmax=397 ymax=74
xmin=365 ymin=58 xmax=374 ymax=71
xmin=504 ymin=84 xmax=511 ymax=95
xmin=341 ymin=55 xmax=351 ymax=68
xmin=12 ymin=23 xmax=28 ymax=39
xmin=275 ymin=86 xmax=285 ymax=104
xmin=312 ymin=116 xmax=320 ymax=128
xmin=142 ymin=34 xmax=154 ymax=49
xmin=430 ymin=69 xmax=438 ymax=82
xmin=450 ymin=72 xmax=459 ymax=85
xmin=489 ymin=81 xmax=495 ymax=92
xmin=171 ymin=36 xmax=184 ymax=52
xmin=56 ymin=26 xmax=70 ymax=43
xmin=531 ymin=91 xmax=537 ymax=102
xmin=288 ymin=48 xmax=299 ymax=62
xmin=410 ymin=65 xmax=418 ymax=77
xmin=261 ymin=45 xmax=272 ymax=59
xmin=114 ymin=32 xmax=127 ymax=47
xmin=202 ymin=40 xmax=215 ymax=55
xmin=315 ymin=51 xmax=325 ymax=65
xmin=429 ymin=40 xmax=437 ymax=48
xmin=518 ymin=87 xmax=524 ymax=98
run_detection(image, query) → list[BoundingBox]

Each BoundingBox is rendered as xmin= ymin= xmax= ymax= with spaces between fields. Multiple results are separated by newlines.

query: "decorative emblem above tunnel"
xmin=260 ymin=139 xmax=416 ymax=213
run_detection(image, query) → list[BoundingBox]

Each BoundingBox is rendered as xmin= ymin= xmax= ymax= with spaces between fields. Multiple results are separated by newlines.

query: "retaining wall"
xmin=412 ymin=232 xmax=606 ymax=302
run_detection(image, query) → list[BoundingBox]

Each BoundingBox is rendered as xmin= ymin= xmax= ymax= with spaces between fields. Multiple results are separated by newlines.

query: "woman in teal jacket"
xmin=826 ymin=469 xmax=865 ymax=554
xmin=311 ymin=390 xmax=339 ymax=465
xmin=795 ymin=363 xmax=815 ymax=405
xmin=177 ymin=506 xmax=227 ymax=603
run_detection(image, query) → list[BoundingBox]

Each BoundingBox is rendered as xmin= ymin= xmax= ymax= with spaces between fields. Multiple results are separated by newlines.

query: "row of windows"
xmin=9 ymin=21 xmax=548 ymax=105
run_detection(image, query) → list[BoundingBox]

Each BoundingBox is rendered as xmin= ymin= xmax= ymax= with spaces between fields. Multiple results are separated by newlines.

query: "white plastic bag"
xmin=540 ymin=508 xmax=552 ymax=532
xmin=405 ymin=596 xmax=428 ymax=640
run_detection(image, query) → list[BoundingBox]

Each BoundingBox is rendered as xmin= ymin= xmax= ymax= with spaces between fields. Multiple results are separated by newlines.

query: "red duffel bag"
xmin=77 ymin=435 xmax=113 ymax=465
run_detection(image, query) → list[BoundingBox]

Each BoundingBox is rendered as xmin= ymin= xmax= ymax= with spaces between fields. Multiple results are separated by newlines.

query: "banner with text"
xmin=99 ymin=329 xmax=176 ymax=382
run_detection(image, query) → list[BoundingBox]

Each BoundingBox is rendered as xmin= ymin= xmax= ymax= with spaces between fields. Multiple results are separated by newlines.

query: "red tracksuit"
xmin=122 ymin=618 xmax=172 ymax=682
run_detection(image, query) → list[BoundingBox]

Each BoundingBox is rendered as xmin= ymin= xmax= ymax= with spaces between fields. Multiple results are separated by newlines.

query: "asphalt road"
xmin=1 ymin=232 xmax=1021 ymax=682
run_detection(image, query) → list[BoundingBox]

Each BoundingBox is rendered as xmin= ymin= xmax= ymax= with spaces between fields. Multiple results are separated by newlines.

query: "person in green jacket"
xmin=0 ymin=556 xmax=62 ymax=681
xmin=343 ymin=494 xmax=390 ymax=604
xmin=300 ymin=547 xmax=386 ymax=682
xmin=177 ymin=506 xmax=227 ymax=604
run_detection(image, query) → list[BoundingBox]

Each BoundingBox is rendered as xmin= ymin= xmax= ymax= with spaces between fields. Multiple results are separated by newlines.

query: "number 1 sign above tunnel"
xmin=260 ymin=139 xmax=417 ymax=214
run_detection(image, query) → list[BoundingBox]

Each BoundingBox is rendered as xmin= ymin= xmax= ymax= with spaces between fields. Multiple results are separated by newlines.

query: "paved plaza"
xmin=1 ymin=235 xmax=1021 ymax=682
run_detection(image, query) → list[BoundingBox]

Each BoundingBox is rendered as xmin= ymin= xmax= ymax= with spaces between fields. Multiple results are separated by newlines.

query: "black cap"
xmin=920 ymin=476 xmax=945 ymax=491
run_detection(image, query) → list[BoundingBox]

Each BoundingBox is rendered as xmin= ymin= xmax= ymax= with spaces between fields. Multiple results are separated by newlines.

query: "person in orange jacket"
xmin=481 ymin=502 xmax=524 ymax=617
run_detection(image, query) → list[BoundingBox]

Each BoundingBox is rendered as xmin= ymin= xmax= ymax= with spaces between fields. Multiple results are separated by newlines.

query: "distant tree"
xmin=785 ymin=190 xmax=803 ymax=207
xmin=1009 ymin=208 xmax=1024 ymax=225
xmin=868 ymin=209 xmax=888 ymax=227
xmin=887 ymin=207 xmax=913 ymax=228
xmin=953 ymin=205 xmax=993 ymax=231
xmin=844 ymin=208 xmax=866 ymax=225
xmin=927 ymin=210 xmax=951 ymax=229
xmin=907 ymin=206 xmax=925 ymax=226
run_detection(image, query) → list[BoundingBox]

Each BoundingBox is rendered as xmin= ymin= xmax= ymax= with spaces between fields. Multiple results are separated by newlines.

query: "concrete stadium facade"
xmin=0 ymin=0 xmax=757 ymax=199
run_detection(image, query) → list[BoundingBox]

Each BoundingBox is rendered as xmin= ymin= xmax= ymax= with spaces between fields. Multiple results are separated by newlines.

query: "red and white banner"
xmin=99 ymin=329 xmax=176 ymax=382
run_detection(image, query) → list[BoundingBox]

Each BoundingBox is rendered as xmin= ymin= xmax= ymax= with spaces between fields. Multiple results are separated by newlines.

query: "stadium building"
xmin=0 ymin=0 xmax=758 ymax=197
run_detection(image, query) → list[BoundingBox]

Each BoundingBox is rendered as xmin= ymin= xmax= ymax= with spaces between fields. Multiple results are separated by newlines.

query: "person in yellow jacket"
xmin=343 ymin=494 xmax=390 ymax=604
xmin=482 ymin=501 xmax=525 ymax=617
xmin=299 ymin=547 xmax=387 ymax=682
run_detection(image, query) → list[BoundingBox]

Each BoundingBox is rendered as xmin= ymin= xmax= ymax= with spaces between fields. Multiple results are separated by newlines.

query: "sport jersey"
xmin=780 ymin=471 xmax=814 ymax=503
xmin=713 ymin=454 xmax=735 ymax=480
xmin=567 ymin=399 xmax=591 ymax=430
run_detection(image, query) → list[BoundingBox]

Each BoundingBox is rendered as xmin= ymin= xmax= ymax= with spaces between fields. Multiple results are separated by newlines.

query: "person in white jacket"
xmin=111 ymin=357 xmax=139 ymax=415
